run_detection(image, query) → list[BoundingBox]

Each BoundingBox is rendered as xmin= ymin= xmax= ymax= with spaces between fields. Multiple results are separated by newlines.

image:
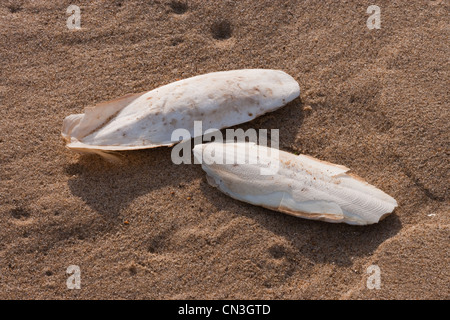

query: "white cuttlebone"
xmin=193 ymin=142 xmax=398 ymax=226
xmin=61 ymin=69 xmax=300 ymax=153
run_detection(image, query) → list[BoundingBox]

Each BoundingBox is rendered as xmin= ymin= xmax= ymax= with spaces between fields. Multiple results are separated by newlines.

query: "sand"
xmin=0 ymin=0 xmax=448 ymax=299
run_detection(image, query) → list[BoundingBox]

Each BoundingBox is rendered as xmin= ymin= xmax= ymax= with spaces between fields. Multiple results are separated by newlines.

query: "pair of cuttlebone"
xmin=62 ymin=69 xmax=397 ymax=225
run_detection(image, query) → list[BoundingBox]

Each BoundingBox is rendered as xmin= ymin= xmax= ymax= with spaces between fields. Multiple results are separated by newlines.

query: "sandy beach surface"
xmin=0 ymin=0 xmax=448 ymax=299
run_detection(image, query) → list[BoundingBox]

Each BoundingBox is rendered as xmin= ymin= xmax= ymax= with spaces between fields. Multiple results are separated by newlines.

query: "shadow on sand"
xmin=63 ymin=98 xmax=401 ymax=267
